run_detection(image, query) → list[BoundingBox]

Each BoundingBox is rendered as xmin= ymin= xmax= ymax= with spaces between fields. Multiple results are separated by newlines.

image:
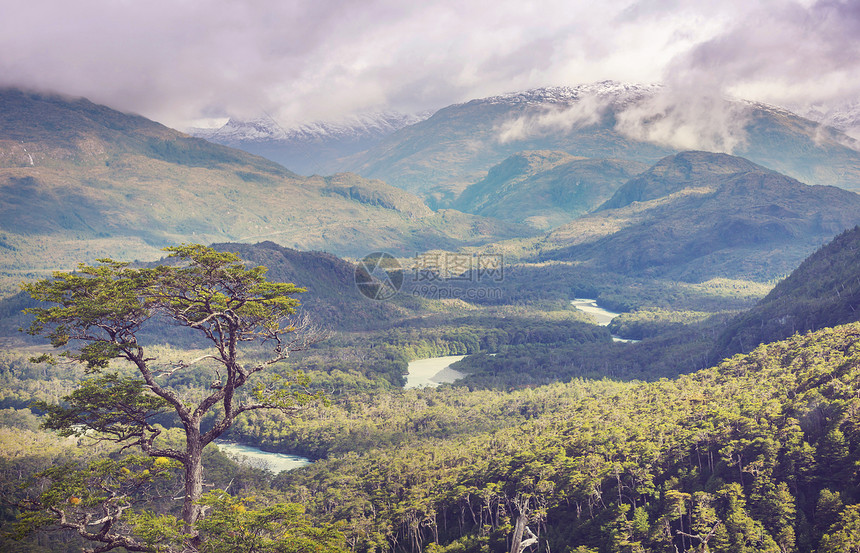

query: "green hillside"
xmin=711 ymin=225 xmax=860 ymax=361
xmin=454 ymin=151 xmax=646 ymax=230
xmin=0 ymin=89 xmax=533 ymax=297
xmin=209 ymin=241 xmax=413 ymax=331
xmin=266 ymin=322 xmax=860 ymax=553
xmin=535 ymin=152 xmax=860 ymax=281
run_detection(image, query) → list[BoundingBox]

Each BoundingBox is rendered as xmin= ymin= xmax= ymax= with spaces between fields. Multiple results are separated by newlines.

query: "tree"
xmin=819 ymin=504 xmax=860 ymax=553
xmin=19 ymin=244 xmax=325 ymax=552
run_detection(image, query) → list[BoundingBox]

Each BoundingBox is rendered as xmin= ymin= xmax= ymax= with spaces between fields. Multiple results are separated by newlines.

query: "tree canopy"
xmin=18 ymin=244 xmax=332 ymax=553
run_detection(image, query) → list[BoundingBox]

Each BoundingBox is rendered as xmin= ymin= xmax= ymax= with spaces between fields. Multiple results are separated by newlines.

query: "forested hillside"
xmin=6 ymin=319 xmax=860 ymax=553
xmin=271 ymin=323 xmax=860 ymax=553
xmin=711 ymin=225 xmax=860 ymax=361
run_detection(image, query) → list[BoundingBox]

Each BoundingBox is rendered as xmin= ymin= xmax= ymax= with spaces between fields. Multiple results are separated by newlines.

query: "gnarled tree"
xmin=20 ymin=244 xmax=325 ymax=552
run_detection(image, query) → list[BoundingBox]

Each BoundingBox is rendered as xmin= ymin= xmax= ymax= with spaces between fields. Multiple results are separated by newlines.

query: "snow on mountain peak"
xmin=192 ymin=111 xmax=432 ymax=144
xmin=473 ymin=81 xmax=661 ymax=107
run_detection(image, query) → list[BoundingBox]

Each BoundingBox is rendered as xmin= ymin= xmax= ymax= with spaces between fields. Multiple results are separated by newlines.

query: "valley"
xmin=2 ymin=84 xmax=860 ymax=553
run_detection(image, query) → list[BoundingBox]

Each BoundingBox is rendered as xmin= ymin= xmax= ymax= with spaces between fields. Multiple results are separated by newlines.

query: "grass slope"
xmin=454 ymin=151 xmax=647 ymax=230
xmin=0 ymin=89 xmax=533 ymax=296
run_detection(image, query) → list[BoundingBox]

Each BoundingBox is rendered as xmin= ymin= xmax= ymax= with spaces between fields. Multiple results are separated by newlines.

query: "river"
xmin=215 ymin=440 xmax=311 ymax=474
xmin=405 ymin=301 xmax=634 ymax=392
xmin=215 ymin=356 xmax=469 ymax=470
xmin=405 ymin=355 xmax=467 ymax=389
xmin=570 ymin=298 xmax=639 ymax=343
xmin=219 ymin=304 xmax=625 ymax=469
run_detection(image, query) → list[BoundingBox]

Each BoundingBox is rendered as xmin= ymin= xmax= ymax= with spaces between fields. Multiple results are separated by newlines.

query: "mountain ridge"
xmin=454 ymin=150 xmax=647 ymax=229
xmin=0 ymin=88 xmax=533 ymax=296
xmin=190 ymin=111 xmax=432 ymax=175
xmin=342 ymin=82 xmax=860 ymax=203
xmin=710 ymin=225 xmax=860 ymax=361
xmin=533 ymin=151 xmax=860 ymax=281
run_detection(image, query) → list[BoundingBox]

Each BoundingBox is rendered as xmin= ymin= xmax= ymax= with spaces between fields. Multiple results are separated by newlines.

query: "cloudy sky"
xmin=1 ymin=0 xmax=857 ymax=130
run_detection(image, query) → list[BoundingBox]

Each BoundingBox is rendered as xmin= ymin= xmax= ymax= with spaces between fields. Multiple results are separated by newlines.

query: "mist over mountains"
xmin=191 ymin=111 xmax=432 ymax=176
xmin=192 ymin=81 xmax=860 ymax=209
xmin=4 ymin=82 xmax=860 ymax=297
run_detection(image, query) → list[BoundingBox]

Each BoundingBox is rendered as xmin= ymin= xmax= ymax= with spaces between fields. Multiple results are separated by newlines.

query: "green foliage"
xmin=15 ymin=244 xmax=325 ymax=552
xmin=712 ymin=225 xmax=860 ymax=361
xmin=34 ymin=374 xmax=169 ymax=441
xmin=819 ymin=504 xmax=860 ymax=553
xmin=195 ymin=492 xmax=345 ymax=553
xmin=267 ymin=322 xmax=860 ymax=553
xmin=15 ymin=454 xmax=181 ymax=548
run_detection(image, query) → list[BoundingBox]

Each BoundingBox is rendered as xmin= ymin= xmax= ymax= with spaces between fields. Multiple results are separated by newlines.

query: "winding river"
xmin=216 ymin=357 xmax=469 ymax=470
xmin=219 ymin=302 xmax=629 ymax=470
xmin=405 ymin=355 xmax=467 ymax=389
xmin=215 ymin=441 xmax=311 ymax=474
xmin=570 ymin=298 xmax=639 ymax=343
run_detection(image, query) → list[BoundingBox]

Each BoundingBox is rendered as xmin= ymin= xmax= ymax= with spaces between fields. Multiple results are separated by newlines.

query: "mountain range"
xmin=4 ymin=84 xmax=860 ymax=300
xmin=0 ymin=88 xmax=531 ymax=296
xmin=190 ymin=111 xmax=430 ymax=176
xmin=196 ymin=82 xmax=860 ymax=208
xmin=531 ymin=151 xmax=860 ymax=281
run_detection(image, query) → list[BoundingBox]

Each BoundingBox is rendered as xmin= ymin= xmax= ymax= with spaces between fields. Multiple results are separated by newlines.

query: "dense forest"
xmin=3 ymin=227 xmax=860 ymax=553
xmin=5 ymin=322 xmax=860 ymax=552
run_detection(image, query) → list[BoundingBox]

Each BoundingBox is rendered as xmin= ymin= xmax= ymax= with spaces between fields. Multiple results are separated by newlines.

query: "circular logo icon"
xmin=354 ymin=252 xmax=403 ymax=300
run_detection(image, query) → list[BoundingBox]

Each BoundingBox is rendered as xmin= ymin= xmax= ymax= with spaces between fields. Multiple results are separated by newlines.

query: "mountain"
xmin=534 ymin=151 xmax=860 ymax=281
xmin=453 ymin=151 xmax=647 ymax=230
xmin=710 ymin=225 xmax=860 ymax=361
xmin=794 ymin=101 xmax=860 ymax=140
xmin=596 ymin=152 xmax=763 ymax=210
xmin=0 ymin=240 xmax=410 ymax=341
xmin=209 ymin=242 xmax=412 ymax=331
xmin=347 ymin=82 xmax=669 ymax=204
xmin=0 ymin=88 xmax=532 ymax=297
xmin=190 ymin=111 xmax=430 ymax=176
xmin=342 ymin=82 xmax=860 ymax=203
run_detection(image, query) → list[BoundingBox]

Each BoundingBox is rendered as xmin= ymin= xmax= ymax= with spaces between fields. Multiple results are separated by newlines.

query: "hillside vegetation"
xmin=535 ymin=151 xmax=860 ymax=281
xmin=454 ymin=151 xmax=646 ymax=230
xmin=267 ymin=323 xmax=860 ymax=553
xmin=0 ymin=89 xmax=533 ymax=296
xmin=712 ymin=225 xmax=860 ymax=361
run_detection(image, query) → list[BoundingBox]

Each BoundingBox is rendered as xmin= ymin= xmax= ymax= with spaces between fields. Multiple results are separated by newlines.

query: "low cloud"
xmin=497 ymin=93 xmax=610 ymax=143
xmin=0 ymin=1 xmax=858 ymax=131
xmin=614 ymin=88 xmax=751 ymax=153
xmin=496 ymin=85 xmax=751 ymax=153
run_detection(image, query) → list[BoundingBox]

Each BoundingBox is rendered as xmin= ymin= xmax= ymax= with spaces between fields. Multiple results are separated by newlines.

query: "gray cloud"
xmin=0 ymin=0 xmax=857 ymax=130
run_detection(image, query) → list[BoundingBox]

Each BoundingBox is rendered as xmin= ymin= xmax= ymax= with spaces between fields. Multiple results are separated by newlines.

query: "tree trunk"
xmin=510 ymin=513 xmax=527 ymax=553
xmin=510 ymin=496 xmax=538 ymax=553
xmin=183 ymin=425 xmax=205 ymax=549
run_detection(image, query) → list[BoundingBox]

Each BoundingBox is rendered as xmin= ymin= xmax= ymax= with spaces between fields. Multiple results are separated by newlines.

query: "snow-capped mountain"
xmin=344 ymin=81 xmax=860 ymax=201
xmin=190 ymin=111 xmax=432 ymax=175
xmin=468 ymin=81 xmax=661 ymax=107
xmin=193 ymin=111 xmax=431 ymax=143
xmin=794 ymin=102 xmax=860 ymax=140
